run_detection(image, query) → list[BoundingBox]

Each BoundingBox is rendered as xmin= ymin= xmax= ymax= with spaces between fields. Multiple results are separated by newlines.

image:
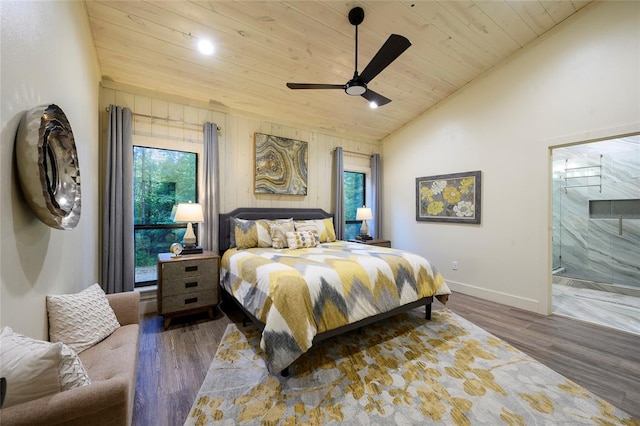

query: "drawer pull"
xmin=185 ymin=297 xmax=198 ymax=305
xmin=185 ymin=281 xmax=198 ymax=288
xmin=185 ymin=266 xmax=198 ymax=272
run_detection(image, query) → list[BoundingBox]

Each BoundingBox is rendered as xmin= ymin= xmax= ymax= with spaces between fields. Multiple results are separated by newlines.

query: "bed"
xmin=218 ymin=207 xmax=451 ymax=374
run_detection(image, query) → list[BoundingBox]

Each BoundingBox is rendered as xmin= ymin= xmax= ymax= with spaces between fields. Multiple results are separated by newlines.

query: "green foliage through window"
xmin=344 ymin=171 xmax=365 ymax=241
xmin=133 ymin=146 xmax=198 ymax=285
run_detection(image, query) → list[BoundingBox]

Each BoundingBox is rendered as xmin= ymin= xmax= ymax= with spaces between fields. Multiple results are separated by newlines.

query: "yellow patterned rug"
xmin=185 ymin=309 xmax=637 ymax=425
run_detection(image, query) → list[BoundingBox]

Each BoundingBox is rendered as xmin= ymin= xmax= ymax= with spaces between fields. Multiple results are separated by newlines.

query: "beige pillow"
xmin=47 ymin=284 xmax=120 ymax=353
xmin=0 ymin=327 xmax=91 ymax=408
xmin=286 ymin=231 xmax=319 ymax=249
xmin=294 ymin=218 xmax=336 ymax=242
xmin=270 ymin=220 xmax=295 ymax=249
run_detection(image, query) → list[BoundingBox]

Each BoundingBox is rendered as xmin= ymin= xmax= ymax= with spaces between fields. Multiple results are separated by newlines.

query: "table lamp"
xmin=356 ymin=206 xmax=373 ymax=240
xmin=174 ymin=201 xmax=204 ymax=254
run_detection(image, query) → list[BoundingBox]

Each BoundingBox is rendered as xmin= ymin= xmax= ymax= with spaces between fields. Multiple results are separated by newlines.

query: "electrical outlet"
xmin=452 ymin=261 xmax=458 ymax=270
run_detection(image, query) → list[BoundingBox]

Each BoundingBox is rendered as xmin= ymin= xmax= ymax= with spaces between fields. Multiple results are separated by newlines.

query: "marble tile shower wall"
xmin=553 ymin=149 xmax=640 ymax=288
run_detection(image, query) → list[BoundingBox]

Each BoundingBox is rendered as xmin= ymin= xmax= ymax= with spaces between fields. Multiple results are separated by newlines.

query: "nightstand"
xmin=157 ymin=251 xmax=219 ymax=329
xmin=349 ymin=239 xmax=391 ymax=248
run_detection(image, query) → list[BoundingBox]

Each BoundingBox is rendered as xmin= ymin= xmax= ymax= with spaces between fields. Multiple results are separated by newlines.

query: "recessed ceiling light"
xmin=197 ymin=39 xmax=214 ymax=55
xmin=369 ymin=101 xmax=378 ymax=109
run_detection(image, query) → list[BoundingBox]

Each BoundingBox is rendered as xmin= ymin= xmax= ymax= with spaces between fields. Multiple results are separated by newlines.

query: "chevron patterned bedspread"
xmin=220 ymin=241 xmax=451 ymax=373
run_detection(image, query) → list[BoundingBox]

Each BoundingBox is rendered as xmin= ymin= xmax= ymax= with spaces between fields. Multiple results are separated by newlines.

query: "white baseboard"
xmin=446 ymin=280 xmax=541 ymax=313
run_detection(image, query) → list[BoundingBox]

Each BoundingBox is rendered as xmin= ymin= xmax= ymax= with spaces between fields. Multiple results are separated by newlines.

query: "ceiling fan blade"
xmin=359 ymin=34 xmax=411 ymax=84
xmin=361 ymin=89 xmax=391 ymax=107
xmin=287 ymin=83 xmax=345 ymax=90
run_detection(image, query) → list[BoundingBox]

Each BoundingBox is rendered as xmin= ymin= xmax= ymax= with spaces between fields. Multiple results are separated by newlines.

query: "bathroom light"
xmin=197 ymin=39 xmax=214 ymax=55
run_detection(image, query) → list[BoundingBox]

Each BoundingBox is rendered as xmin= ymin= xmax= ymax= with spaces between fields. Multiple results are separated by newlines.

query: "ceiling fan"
xmin=286 ymin=7 xmax=411 ymax=108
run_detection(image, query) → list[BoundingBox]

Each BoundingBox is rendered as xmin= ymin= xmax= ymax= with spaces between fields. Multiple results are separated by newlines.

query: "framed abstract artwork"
xmin=416 ymin=170 xmax=481 ymax=223
xmin=254 ymin=133 xmax=308 ymax=195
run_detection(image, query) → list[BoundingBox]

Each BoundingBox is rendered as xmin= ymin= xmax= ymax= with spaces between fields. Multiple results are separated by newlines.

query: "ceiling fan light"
xmin=345 ymin=82 xmax=366 ymax=96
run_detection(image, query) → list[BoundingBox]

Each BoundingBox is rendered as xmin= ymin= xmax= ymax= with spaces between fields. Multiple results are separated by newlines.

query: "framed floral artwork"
xmin=416 ymin=170 xmax=481 ymax=223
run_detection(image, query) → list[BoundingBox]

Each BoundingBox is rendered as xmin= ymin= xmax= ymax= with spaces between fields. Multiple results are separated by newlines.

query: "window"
xmin=133 ymin=146 xmax=198 ymax=287
xmin=344 ymin=171 xmax=366 ymax=241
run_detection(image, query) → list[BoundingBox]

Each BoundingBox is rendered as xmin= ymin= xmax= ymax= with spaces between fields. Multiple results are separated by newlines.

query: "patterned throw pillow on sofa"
xmin=46 ymin=284 xmax=120 ymax=353
xmin=0 ymin=327 xmax=91 ymax=408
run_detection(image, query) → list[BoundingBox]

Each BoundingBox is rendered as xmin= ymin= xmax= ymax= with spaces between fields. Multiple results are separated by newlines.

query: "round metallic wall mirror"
xmin=15 ymin=104 xmax=81 ymax=230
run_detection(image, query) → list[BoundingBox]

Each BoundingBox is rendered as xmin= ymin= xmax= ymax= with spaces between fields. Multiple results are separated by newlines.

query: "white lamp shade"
xmin=174 ymin=202 xmax=204 ymax=223
xmin=356 ymin=207 xmax=373 ymax=221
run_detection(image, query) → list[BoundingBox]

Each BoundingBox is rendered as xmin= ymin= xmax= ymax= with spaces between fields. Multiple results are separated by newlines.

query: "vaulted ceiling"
xmin=85 ymin=1 xmax=591 ymax=142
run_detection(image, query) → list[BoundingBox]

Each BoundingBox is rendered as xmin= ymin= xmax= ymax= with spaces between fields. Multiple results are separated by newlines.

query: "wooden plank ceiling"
xmin=85 ymin=1 xmax=591 ymax=142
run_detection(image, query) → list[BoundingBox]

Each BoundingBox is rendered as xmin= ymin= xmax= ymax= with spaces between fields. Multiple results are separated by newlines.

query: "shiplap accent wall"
xmin=100 ymin=83 xmax=380 ymax=214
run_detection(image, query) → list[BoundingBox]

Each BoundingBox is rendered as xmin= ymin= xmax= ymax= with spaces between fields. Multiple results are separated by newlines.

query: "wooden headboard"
xmin=218 ymin=207 xmax=333 ymax=253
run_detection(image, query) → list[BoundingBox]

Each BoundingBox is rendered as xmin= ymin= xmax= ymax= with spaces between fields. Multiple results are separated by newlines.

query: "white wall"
xmin=382 ymin=1 xmax=640 ymax=314
xmin=100 ymin=84 xmax=380 ymax=214
xmin=0 ymin=2 xmax=101 ymax=339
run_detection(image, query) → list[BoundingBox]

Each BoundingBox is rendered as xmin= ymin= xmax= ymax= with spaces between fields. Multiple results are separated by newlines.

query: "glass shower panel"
xmin=551 ymin=162 xmax=563 ymax=271
xmin=611 ymin=143 xmax=640 ymax=287
xmin=552 ymin=135 xmax=640 ymax=292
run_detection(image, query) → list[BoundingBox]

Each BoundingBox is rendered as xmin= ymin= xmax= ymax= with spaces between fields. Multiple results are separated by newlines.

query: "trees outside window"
xmin=133 ymin=146 xmax=197 ymax=286
xmin=344 ymin=171 xmax=365 ymax=241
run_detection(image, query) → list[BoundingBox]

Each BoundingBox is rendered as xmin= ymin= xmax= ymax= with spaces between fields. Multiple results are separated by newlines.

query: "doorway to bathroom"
xmin=551 ymin=134 xmax=640 ymax=335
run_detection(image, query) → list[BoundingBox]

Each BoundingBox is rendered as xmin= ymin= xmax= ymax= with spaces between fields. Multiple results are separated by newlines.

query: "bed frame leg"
xmin=281 ymin=367 xmax=289 ymax=377
xmin=242 ymin=314 xmax=248 ymax=327
xmin=425 ymin=303 xmax=432 ymax=320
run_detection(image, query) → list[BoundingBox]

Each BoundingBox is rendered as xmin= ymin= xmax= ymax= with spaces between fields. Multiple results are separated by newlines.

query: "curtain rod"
xmin=334 ymin=148 xmax=374 ymax=158
xmin=104 ymin=107 xmax=220 ymax=131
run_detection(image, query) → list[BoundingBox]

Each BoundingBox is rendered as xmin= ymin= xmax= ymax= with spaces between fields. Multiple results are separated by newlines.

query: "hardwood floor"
xmin=132 ymin=292 xmax=640 ymax=425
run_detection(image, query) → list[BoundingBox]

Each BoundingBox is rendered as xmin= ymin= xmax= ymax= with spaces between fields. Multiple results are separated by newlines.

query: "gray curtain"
xmin=201 ymin=122 xmax=220 ymax=253
xmin=102 ymin=105 xmax=134 ymax=294
xmin=333 ymin=147 xmax=345 ymax=240
xmin=371 ymin=153 xmax=382 ymax=239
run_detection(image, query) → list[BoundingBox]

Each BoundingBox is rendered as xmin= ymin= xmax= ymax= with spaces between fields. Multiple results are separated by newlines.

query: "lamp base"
xmin=181 ymin=246 xmax=203 ymax=255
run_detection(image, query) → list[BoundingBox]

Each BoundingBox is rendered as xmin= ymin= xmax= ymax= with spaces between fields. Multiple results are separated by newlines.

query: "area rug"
xmin=185 ymin=309 xmax=637 ymax=425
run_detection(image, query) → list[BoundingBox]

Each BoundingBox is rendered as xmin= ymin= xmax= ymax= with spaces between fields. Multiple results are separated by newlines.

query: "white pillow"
xmin=0 ymin=327 xmax=91 ymax=408
xmin=47 ymin=284 xmax=120 ymax=353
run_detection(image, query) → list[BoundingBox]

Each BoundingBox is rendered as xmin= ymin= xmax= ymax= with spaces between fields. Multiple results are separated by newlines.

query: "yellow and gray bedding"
xmin=221 ymin=241 xmax=451 ymax=373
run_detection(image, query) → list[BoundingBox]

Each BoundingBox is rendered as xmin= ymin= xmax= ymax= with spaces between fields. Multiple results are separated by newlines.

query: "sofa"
xmin=0 ymin=291 xmax=140 ymax=426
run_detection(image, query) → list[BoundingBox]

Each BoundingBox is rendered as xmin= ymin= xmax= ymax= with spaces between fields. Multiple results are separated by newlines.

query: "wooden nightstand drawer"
xmin=161 ymin=290 xmax=217 ymax=314
xmin=161 ymin=275 xmax=216 ymax=297
xmin=161 ymin=258 xmax=216 ymax=280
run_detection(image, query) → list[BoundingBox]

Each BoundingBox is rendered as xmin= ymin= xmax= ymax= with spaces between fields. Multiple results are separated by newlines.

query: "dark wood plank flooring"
xmin=132 ymin=292 xmax=640 ymax=425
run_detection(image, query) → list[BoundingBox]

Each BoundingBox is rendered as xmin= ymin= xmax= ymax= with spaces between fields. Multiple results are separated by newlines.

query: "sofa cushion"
xmin=47 ymin=284 xmax=120 ymax=353
xmin=79 ymin=324 xmax=139 ymax=380
xmin=0 ymin=327 xmax=91 ymax=408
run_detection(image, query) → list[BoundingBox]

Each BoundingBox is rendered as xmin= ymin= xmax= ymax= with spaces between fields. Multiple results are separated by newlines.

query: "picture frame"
xmin=416 ymin=170 xmax=481 ymax=224
xmin=254 ymin=133 xmax=308 ymax=196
